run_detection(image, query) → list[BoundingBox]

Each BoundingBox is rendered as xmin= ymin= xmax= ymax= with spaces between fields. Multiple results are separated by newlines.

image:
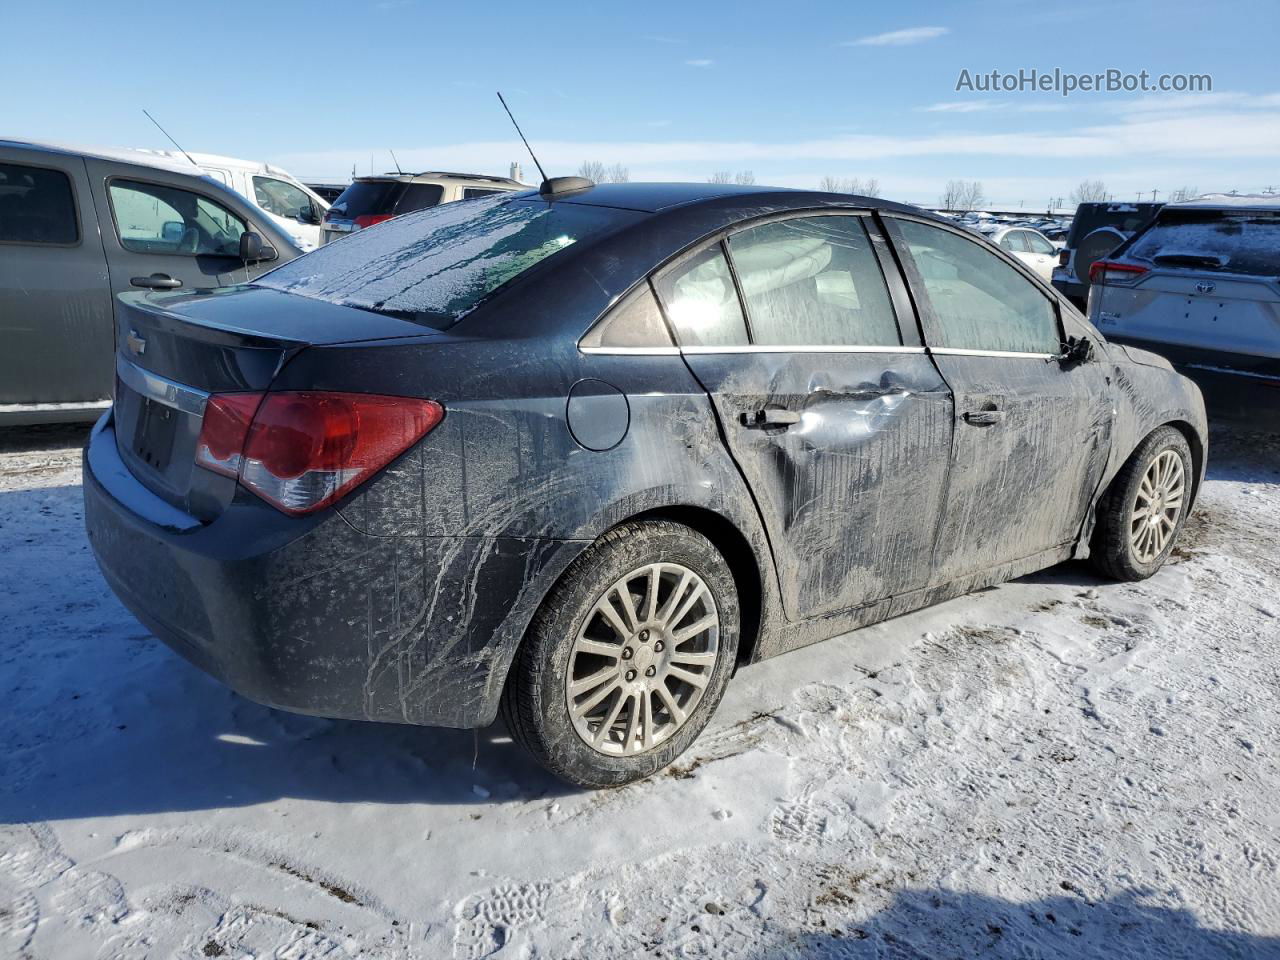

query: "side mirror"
xmin=239 ymin=231 xmax=277 ymax=263
xmin=1051 ymin=335 xmax=1095 ymax=367
xmin=161 ymin=220 xmax=185 ymax=243
xmin=296 ymin=205 xmax=320 ymax=225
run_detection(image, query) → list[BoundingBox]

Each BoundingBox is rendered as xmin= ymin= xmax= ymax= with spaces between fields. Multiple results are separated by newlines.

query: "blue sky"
xmin=4 ymin=0 xmax=1277 ymax=208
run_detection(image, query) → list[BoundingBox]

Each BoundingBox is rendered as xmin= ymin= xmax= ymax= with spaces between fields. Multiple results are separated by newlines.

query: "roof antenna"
xmin=496 ymin=91 xmax=592 ymax=198
xmin=142 ymin=109 xmax=198 ymax=168
xmin=389 ymin=148 xmax=404 ymax=176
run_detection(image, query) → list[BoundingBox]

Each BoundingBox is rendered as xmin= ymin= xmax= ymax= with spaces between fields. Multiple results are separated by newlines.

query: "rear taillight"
xmin=1058 ymin=249 xmax=1069 ymax=268
xmin=195 ymin=391 xmax=443 ymax=515
xmin=354 ymin=214 xmax=394 ymax=229
xmin=1089 ymin=260 xmax=1148 ymax=285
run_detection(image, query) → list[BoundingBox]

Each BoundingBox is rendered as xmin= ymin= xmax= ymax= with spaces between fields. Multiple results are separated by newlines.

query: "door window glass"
xmin=895 ymin=219 xmax=1061 ymax=354
xmin=999 ymin=231 xmax=1029 ymax=253
xmin=727 ymin=216 xmax=900 ymax=346
xmin=1025 ymin=231 xmax=1056 ymax=255
xmin=463 ymin=187 xmax=503 ymax=199
xmin=395 ymin=183 xmax=444 ymax=213
xmin=0 ymin=162 xmax=78 ymax=244
xmin=109 ymin=180 xmax=246 ymax=256
xmin=253 ymin=176 xmax=315 ymax=220
xmin=654 ymin=245 xmax=749 ymax=347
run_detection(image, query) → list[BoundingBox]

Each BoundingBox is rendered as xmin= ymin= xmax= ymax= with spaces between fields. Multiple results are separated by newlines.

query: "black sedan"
xmin=84 ymin=180 xmax=1207 ymax=787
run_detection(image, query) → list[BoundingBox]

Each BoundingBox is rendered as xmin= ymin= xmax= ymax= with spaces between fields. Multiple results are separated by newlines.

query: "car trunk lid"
xmin=112 ymin=285 xmax=436 ymax=518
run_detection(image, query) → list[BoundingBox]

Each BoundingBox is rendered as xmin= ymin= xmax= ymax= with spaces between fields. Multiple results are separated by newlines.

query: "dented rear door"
xmin=654 ymin=213 xmax=954 ymax=622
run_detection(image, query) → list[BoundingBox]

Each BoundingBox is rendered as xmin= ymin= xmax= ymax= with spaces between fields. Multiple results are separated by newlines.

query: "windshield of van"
xmin=255 ymin=193 xmax=635 ymax=326
xmin=1126 ymin=211 xmax=1280 ymax=276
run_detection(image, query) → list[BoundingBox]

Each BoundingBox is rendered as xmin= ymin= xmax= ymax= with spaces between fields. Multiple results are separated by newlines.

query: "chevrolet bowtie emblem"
xmin=126 ymin=329 xmax=147 ymax=356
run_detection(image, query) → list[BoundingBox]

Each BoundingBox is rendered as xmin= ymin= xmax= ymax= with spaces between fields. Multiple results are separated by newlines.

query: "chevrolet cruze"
xmin=84 ymin=180 xmax=1207 ymax=787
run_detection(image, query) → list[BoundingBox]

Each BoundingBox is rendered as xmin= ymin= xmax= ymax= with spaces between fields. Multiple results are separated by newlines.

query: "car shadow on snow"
xmin=752 ymin=886 xmax=1280 ymax=959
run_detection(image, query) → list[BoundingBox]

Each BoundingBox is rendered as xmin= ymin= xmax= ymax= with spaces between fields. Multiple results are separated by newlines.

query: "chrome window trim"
xmin=930 ymin=346 xmax=1056 ymax=360
xmin=115 ymin=356 xmax=210 ymax=416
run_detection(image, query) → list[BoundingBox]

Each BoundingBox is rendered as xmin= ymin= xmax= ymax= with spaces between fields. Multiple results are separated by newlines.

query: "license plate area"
xmin=132 ymin=397 xmax=179 ymax=472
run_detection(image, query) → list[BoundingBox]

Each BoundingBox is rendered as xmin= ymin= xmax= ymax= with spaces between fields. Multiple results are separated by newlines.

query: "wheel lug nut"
xmin=653 ymin=640 xmax=664 ymax=652
xmin=625 ymin=669 xmax=637 ymax=682
xmin=638 ymin=630 xmax=649 ymax=642
xmin=621 ymin=647 xmax=633 ymax=660
xmin=644 ymin=665 xmax=657 ymax=678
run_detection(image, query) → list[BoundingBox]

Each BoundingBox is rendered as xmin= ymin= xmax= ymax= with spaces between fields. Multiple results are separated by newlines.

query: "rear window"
xmin=256 ymin=194 xmax=635 ymax=327
xmin=395 ymin=183 xmax=444 ymax=214
xmin=1067 ymin=203 xmax=1161 ymax=247
xmin=328 ymin=180 xmax=402 ymax=218
xmin=1126 ymin=211 xmax=1280 ymax=276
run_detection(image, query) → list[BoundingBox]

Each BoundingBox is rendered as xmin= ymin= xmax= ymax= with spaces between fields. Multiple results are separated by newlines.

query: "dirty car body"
xmin=83 ymin=183 xmax=1207 ymax=759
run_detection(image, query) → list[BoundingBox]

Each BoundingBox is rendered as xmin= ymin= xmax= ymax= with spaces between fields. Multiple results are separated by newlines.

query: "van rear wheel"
xmin=500 ymin=520 xmax=739 ymax=788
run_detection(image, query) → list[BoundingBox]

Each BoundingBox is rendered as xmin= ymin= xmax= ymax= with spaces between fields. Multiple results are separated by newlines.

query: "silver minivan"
xmin=0 ymin=140 xmax=302 ymax=425
xmin=1087 ymin=195 xmax=1280 ymax=387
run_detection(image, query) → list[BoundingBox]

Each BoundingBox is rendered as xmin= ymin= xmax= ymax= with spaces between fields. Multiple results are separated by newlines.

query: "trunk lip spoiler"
xmin=116 ymin=355 xmax=210 ymax=417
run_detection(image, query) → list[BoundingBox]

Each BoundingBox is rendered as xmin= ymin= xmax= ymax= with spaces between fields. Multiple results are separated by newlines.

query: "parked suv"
xmin=0 ymin=140 xmax=302 ymax=425
xmin=1052 ymin=202 xmax=1162 ymax=308
xmin=1087 ymin=195 xmax=1280 ymax=387
xmin=321 ymin=171 xmax=525 ymax=244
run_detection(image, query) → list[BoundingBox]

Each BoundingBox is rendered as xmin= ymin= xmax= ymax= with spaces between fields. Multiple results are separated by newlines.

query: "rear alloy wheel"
xmin=501 ymin=520 xmax=739 ymax=787
xmin=1091 ymin=425 xmax=1193 ymax=581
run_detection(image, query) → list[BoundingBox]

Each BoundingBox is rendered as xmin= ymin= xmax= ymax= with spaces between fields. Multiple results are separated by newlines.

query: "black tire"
xmin=1090 ymin=426 xmax=1193 ymax=581
xmin=500 ymin=520 xmax=739 ymax=788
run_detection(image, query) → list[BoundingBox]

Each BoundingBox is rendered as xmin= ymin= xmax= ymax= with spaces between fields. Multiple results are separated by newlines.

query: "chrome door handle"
xmin=963 ymin=409 xmax=1004 ymax=425
xmin=743 ymin=408 xmax=801 ymax=428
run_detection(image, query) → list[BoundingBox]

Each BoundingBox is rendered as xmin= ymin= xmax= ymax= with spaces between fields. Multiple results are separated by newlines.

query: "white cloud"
xmin=685 ymin=58 xmax=715 ymax=68
xmin=845 ymin=26 xmax=949 ymax=47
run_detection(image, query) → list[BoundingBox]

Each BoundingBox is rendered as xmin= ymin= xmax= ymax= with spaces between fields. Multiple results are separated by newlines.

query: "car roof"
xmin=1166 ymin=193 xmax=1280 ymax=213
xmin=357 ymin=171 xmax=525 ymax=187
xmin=0 ymin=137 xmax=208 ymax=175
xmin=547 ymin=181 xmax=927 ymax=217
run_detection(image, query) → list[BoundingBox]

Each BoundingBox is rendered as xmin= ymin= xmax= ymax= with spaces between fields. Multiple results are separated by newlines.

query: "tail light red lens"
xmin=1058 ymin=249 xmax=1069 ymax=268
xmin=195 ymin=391 xmax=444 ymax=515
xmin=1089 ymin=260 xmax=1149 ymax=285
xmin=354 ymin=214 xmax=394 ymax=229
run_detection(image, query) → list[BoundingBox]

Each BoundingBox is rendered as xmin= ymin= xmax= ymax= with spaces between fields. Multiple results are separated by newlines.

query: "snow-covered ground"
xmin=2 ymin=421 xmax=1278 ymax=959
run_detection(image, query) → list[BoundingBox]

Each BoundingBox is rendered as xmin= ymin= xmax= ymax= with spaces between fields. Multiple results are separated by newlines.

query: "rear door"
xmin=83 ymin=160 xmax=279 ymax=304
xmin=885 ymin=215 xmax=1112 ymax=583
xmin=0 ymin=149 xmax=113 ymax=405
xmin=655 ymin=212 xmax=954 ymax=621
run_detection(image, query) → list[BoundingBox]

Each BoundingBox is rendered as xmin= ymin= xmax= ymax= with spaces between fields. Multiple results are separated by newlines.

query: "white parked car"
xmin=131 ymin=149 xmax=329 ymax=251
xmin=991 ymin=226 xmax=1059 ymax=282
xmin=1086 ymin=194 xmax=1280 ymax=385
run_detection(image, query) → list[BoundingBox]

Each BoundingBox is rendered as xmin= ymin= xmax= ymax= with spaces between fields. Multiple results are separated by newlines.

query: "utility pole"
xmin=1151 ymin=188 xmax=1159 ymax=203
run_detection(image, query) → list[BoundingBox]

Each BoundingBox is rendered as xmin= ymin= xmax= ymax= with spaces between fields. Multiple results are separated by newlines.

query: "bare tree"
xmin=707 ymin=170 xmax=733 ymax=184
xmin=1069 ymin=179 xmax=1108 ymax=205
xmin=940 ymin=179 xmax=985 ymax=210
xmin=1167 ymin=186 xmax=1200 ymax=202
xmin=819 ymin=176 xmax=881 ymax=197
xmin=734 ymin=170 xmax=755 ymax=185
xmin=579 ymin=160 xmax=629 ymax=183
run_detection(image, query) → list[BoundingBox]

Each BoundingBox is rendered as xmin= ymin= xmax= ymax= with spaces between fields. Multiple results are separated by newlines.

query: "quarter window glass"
xmin=253 ymin=176 xmax=314 ymax=219
xmin=463 ymin=187 xmax=502 ymax=199
xmin=0 ymin=162 xmax=78 ymax=244
xmin=654 ymin=245 xmax=749 ymax=347
xmin=896 ymin=220 xmax=1061 ymax=354
xmin=581 ymin=283 xmax=674 ymax=349
xmin=728 ymin=216 xmax=899 ymax=346
xmin=109 ymin=180 xmax=246 ymax=256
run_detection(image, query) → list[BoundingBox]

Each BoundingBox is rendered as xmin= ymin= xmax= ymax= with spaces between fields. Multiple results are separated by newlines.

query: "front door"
xmin=654 ymin=212 xmax=954 ymax=621
xmin=0 ymin=150 xmax=113 ymax=405
xmin=887 ymin=215 xmax=1113 ymax=583
xmin=83 ymin=160 xmax=276 ymax=309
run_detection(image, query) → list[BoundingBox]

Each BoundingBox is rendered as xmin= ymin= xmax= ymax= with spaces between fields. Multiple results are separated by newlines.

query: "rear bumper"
xmin=83 ymin=413 xmax=585 ymax=728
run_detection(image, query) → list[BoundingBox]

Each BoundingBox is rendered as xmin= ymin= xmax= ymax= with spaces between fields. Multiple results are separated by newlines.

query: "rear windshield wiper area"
xmin=1152 ymin=253 xmax=1229 ymax=270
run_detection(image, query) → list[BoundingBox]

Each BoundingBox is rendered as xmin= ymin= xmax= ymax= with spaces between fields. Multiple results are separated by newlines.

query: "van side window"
xmin=253 ymin=176 xmax=314 ymax=220
xmin=0 ymin=162 xmax=78 ymax=245
xmin=108 ymin=181 xmax=247 ymax=257
xmin=463 ymin=187 xmax=502 ymax=199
